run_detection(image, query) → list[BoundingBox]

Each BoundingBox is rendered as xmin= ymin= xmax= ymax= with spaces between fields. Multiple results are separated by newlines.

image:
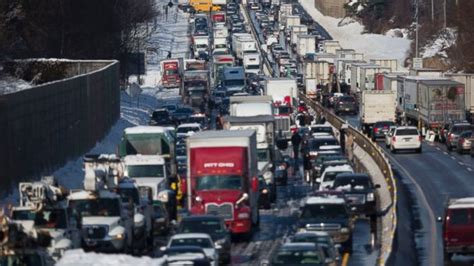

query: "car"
xmin=297 ymin=196 xmax=353 ymax=253
xmin=332 ymin=173 xmax=380 ymax=216
xmin=445 ymin=122 xmax=471 ymax=151
xmin=264 ymin=243 xmax=328 ymax=266
xmin=309 ymin=124 xmax=334 ymax=136
xmin=312 ymin=152 xmax=347 ymax=178
xmin=166 ymin=233 xmax=219 ymax=266
xmin=249 ymin=3 xmax=260 ymax=10
xmin=162 ymin=104 xmax=178 ymax=114
xmin=384 ymin=126 xmax=397 ymax=148
xmin=371 ymin=121 xmax=396 ymax=141
xmin=176 ymin=123 xmax=202 ymax=136
xmin=304 ymin=136 xmax=339 ymax=158
xmin=177 ymin=215 xmax=231 ymax=264
xmin=456 ymin=130 xmax=473 ymax=154
xmin=334 ymin=95 xmax=357 ymax=115
xmin=152 ymin=202 xmax=170 ymax=236
xmin=438 ymin=197 xmax=474 ymax=262
xmin=289 ymin=231 xmax=341 ymax=265
xmin=184 ymin=114 xmax=209 ymax=130
xmin=149 ymin=108 xmax=175 ymax=126
xmin=390 ymin=126 xmax=422 ymax=153
xmin=258 ymin=176 xmax=272 ymax=209
xmin=274 ymin=160 xmax=289 ymax=186
xmin=172 ymin=107 xmax=194 ymax=123
xmin=317 ymin=164 xmax=354 ymax=191
xmin=161 ymin=246 xmax=211 ymax=265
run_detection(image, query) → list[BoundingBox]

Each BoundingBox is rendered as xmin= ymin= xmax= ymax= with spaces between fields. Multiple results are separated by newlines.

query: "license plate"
xmin=403 ymin=138 xmax=411 ymax=142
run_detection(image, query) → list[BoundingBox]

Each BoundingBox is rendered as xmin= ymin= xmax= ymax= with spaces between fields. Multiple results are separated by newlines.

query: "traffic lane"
xmin=426 ymin=141 xmax=474 ymax=169
xmin=348 ymin=219 xmax=378 ymax=266
xmin=381 ymin=142 xmax=474 ymax=265
xmin=248 ymin=10 xmax=279 ymax=76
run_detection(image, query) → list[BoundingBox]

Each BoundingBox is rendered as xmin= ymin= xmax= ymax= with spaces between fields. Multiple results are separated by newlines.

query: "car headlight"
xmin=237 ymin=212 xmax=249 ymax=219
xmin=262 ymin=188 xmax=268 ymax=194
xmin=278 ymin=165 xmax=286 ymax=170
xmin=340 ymin=227 xmax=349 ymax=233
xmin=215 ymin=238 xmax=226 ymax=246
xmin=114 ymin=233 xmax=124 ymax=240
xmin=367 ymin=192 xmax=375 ymax=202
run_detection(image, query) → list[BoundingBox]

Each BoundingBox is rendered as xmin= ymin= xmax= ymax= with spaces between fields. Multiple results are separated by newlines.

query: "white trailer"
xmin=286 ymin=15 xmax=301 ymax=28
xmin=359 ymin=90 xmax=397 ymax=130
xmin=409 ymin=68 xmax=443 ymax=77
xmin=296 ymin=35 xmax=317 ymax=57
xmin=350 ymin=63 xmax=371 ymax=92
xmin=370 ymin=59 xmax=398 ymax=72
xmin=305 ymin=78 xmax=317 ymax=99
xmin=243 ymin=53 xmax=261 ymax=75
xmin=230 ymin=96 xmax=274 ymax=117
xmin=359 ymin=65 xmax=392 ymax=91
xmin=193 ymin=36 xmax=209 ymax=58
xmin=335 ymin=59 xmax=365 ymax=83
xmin=212 ymin=0 xmax=227 ymax=5
xmin=232 ymin=34 xmax=258 ymax=61
xmin=335 ymin=49 xmax=364 ymax=60
xmin=265 ymin=78 xmax=298 ymax=106
xmin=213 ymin=25 xmax=228 ymax=39
xmin=304 ymin=60 xmax=332 ymax=86
xmin=383 ymin=72 xmax=408 ymax=92
xmin=319 ymin=40 xmax=341 ymax=54
xmin=444 ymin=73 xmax=474 ymax=116
xmin=289 ymin=25 xmax=308 ymax=46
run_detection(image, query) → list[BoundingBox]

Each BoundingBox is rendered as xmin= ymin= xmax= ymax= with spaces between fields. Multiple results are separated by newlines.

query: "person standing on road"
xmin=291 ymin=131 xmax=302 ymax=162
xmin=303 ymin=152 xmax=312 ymax=184
xmin=346 ymin=132 xmax=355 ymax=163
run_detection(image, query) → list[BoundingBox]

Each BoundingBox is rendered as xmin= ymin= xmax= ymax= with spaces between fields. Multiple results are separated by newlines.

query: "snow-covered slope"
xmin=299 ymin=0 xmax=411 ymax=67
xmin=57 ymin=249 xmax=164 ymax=266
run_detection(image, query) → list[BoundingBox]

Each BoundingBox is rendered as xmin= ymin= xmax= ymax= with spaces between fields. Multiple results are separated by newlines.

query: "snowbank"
xmin=0 ymin=75 xmax=32 ymax=95
xmin=299 ymin=0 xmax=411 ymax=67
xmin=422 ymin=28 xmax=457 ymax=58
xmin=57 ymin=249 xmax=164 ymax=266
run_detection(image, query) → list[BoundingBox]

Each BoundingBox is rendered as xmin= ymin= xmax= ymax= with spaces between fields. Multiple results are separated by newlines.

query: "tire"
xmin=416 ymin=147 xmax=422 ymax=153
xmin=391 ymin=146 xmax=397 ymax=154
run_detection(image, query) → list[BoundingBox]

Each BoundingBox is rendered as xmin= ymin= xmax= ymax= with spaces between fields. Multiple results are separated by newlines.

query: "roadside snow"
xmin=299 ymin=0 xmax=411 ymax=67
xmin=0 ymin=75 xmax=32 ymax=95
xmin=422 ymin=28 xmax=457 ymax=58
xmin=57 ymin=249 xmax=164 ymax=266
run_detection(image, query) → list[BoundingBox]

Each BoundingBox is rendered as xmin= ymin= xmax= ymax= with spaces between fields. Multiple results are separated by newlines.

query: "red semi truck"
xmin=186 ymin=130 xmax=259 ymax=235
xmin=160 ymin=59 xmax=182 ymax=88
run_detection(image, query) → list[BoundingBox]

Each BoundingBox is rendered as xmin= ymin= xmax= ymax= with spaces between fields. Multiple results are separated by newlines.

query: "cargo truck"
xmin=296 ymin=35 xmax=317 ymax=59
xmin=265 ymin=78 xmax=298 ymax=140
xmin=289 ymin=25 xmax=308 ymax=47
xmin=401 ymin=77 xmax=465 ymax=132
xmin=160 ymin=59 xmax=182 ymax=89
xmin=359 ymin=90 xmax=397 ymax=133
xmin=187 ymin=130 xmax=259 ymax=235
xmin=335 ymin=49 xmax=364 ymax=61
xmin=212 ymin=54 xmax=235 ymax=85
xmin=444 ymin=73 xmax=474 ymax=121
xmin=318 ymin=40 xmax=341 ymax=54
xmin=229 ymin=95 xmax=273 ymax=117
xmin=193 ymin=35 xmax=210 ymax=58
xmin=303 ymin=59 xmax=333 ymax=89
xmin=359 ymin=65 xmax=392 ymax=91
xmin=370 ymin=59 xmax=398 ymax=72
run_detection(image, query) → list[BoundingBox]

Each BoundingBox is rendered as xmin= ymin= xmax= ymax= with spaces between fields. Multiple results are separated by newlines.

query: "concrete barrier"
xmin=0 ymin=59 xmax=120 ymax=195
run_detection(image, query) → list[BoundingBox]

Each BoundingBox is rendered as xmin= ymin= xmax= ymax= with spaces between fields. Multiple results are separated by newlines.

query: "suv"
xmin=177 ymin=215 xmax=231 ymax=264
xmin=332 ymin=173 xmax=380 ymax=216
xmin=390 ymin=126 xmax=422 ymax=153
xmin=439 ymin=197 xmax=474 ymax=261
xmin=297 ymin=196 xmax=353 ymax=252
xmin=371 ymin=121 xmax=395 ymax=141
xmin=446 ymin=122 xmax=472 ymax=151
xmin=149 ymin=109 xmax=174 ymax=126
xmin=334 ymin=95 xmax=357 ymax=116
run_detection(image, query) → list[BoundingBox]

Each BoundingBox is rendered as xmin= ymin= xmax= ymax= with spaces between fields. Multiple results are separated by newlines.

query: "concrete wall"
xmin=0 ymin=60 xmax=120 ymax=195
xmin=314 ymin=0 xmax=349 ymax=18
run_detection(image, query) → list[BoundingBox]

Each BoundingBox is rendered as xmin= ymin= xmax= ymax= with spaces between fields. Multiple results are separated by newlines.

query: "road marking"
xmin=384 ymin=152 xmax=438 ymax=266
xmin=341 ymin=252 xmax=350 ymax=266
xmin=467 ymin=168 xmax=473 ymax=172
xmin=443 ymin=152 xmax=448 ymax=155
xmin=436 ymin=147 xmax=441 ymax=151
xmin=458 ymin=161 xmax=465 ymax=166
xmin=450 ymin=156 xmax=456 ymax=160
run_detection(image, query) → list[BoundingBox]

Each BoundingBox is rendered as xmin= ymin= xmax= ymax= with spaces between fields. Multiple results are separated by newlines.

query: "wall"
xmin=314 ymin=0 xmax=349 ymax=18
xmin=0 ymin=60 xmax=120 ymax=195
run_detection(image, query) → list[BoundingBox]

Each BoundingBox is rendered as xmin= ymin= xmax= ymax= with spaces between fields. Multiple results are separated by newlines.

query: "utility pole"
xmin=415 ymin=0 xmax=419 ymax=58
xmin=431 ymin=0 xmax=435 ymax=22
xmin=443 ymin=0 xmax=447 ymax=29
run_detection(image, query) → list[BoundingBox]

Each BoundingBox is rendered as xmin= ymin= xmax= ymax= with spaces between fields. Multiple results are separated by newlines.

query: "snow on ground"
xmin=0 ymin=74 xmax=32 ymax=95
xmin=0 ymin=1 xmax=187 ymax=205
xmin=57 ymin=249 xmax=164 ymax=266
xmin=421 ymin=27 xmax=457 ymax=58
xmin=299 ymin=0 xmax=411 ymax=67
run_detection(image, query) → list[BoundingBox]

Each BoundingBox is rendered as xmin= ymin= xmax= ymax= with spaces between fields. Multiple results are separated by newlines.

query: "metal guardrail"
xmin=300 ymin=93 xmax=397 ymax=265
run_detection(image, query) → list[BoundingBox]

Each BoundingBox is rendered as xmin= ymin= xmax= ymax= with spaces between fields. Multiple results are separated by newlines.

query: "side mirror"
xmin=315 ymin=178 xmax=321 ymax=183
xmin=215 ymin=244 xmax=222 ymax=250
xmin=375 ymin=184 xmax=381 ymax=189
xmin=236 ymin=193 xmax=249 ymax=205
xmin=437 ymin=216 xmax=443 ymax=223
xmin=159 ymin=246 xmax=167 ymax=252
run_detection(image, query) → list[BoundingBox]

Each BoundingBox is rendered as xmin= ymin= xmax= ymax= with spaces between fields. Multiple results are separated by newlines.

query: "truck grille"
xmin=206 ymin=203 xmax=234 ymax=220
xmin=82 ymin=225 xmax=108 ymax=240
xmin=346 ymin=194 xmax=366 ymax=205
xmin=275 ymin=117 xmax=290 ymax=131
xmin=305 ymin=223 xmax=341 ymax=232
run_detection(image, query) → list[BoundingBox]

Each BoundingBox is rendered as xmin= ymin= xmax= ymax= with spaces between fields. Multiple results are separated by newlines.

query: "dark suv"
xmin=332 ymin=173 xmax=380 ymax=216
xmin=149 ymin=108 xmax=174 ymax=126
xmin=446 ymin=122 xmax=472 ymax=151
xmin=334 ymin=95 xmax=357 ymax=115
xmin=177 ymin=215 xmax=231 ymax=264
xmin=298 ymin=196 xmax=353 ymax=253
xmin=371 ymin=121 xmax=395 ymax=141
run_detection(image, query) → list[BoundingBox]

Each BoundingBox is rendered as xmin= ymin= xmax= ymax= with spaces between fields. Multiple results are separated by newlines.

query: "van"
xmin=439 ymin=197 xmax=474 ymax=261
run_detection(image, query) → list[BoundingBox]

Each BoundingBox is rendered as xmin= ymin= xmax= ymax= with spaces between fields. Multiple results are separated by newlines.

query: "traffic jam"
xmin=2 ymin=0 xmax=474 ymax=265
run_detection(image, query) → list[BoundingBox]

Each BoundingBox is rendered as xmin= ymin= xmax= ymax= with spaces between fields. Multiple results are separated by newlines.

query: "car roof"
xmin=306 ymin=196 xmax=345 ymax=205
xmin=448 ymin=197 xmax=474 ymax=209
xmin=323 ymin=164 xmax=353 ymax=172
xmin=335 ymin=173 xmax=370 ymax=180
xmin=178 ymin=123 xmax=201 ymax=128
xmin=280 ymin=242 xmax=317 ymax=250
xmin=171 ymin=233 xmax=213 ymax=240
xmin=395 ymin=126 xmax=418 ymax=130
xmin=166 ymin=245 xmax=205 ymax=252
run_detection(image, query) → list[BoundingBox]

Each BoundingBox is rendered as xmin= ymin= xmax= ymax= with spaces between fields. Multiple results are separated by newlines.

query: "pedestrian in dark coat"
xmin=291 ymin=131 xmax=302 ymax=161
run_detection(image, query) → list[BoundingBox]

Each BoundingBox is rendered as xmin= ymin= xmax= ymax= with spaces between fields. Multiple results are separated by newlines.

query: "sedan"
xmin=161 ymin=246 xmax=211 ymax=266
xmin=456 ymin=130 xmax=473 ymax=154
xmin=290 ymin=231 xmax=340 ymax=265
xmin=263 ymin=243 xmax=327 ymax=265
xmin=166 ymin=233 xmax=219 ymax=266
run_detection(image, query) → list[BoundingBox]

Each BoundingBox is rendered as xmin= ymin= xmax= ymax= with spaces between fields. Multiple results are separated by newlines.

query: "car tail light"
xmin=392 ymin=136 xmax=396 ymax=142
xmin=419 ymin=135 xmax=422 ymax=142
xmin=448 ymin=133 xmax=453 ymax=141
xmin=374 ymin=128 xmax=379 ymax=134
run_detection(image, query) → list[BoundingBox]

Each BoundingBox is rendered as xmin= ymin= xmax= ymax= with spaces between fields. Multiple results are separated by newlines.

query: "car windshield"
xmin=309 ymin=139 xmax=338 ymax=151
xmin=176 ymin=108 xmax=193 ymax=115
xmin=333 ymin=177 xmax=371 ymax=190
xmin=311 ymin=127 xmax=332 ymax=134
xmin=301 ymin=204 xmax=348 ymax=219
xmin=152 ymin=111 xmax=168 ymax=119
xmin=153 ymin=204 xmax=166 ymax=219
xmin=324 ymin=171 xmax=350 ymax=182
xmin=126 ymin=165 xmax=165 ymax=178
xmin=12 ymin=208 xmax=68 ymax=229
xmin=272 ymin=249 xmax=323 ymax=265
xmin=276 ymin=106 xmax=291 ymax=115
xmin=375 ymin=122 xmax=394 ymax=128
xmin=180 ymin=220 xmax=225 ymax=235
xmin=71 ymin=198 xmax=121 ymax=217
xmin=460 ymin=130 xmax=472 ymax=138
xmin=195 ymin=175 xmax=242 ymax=190
xmin=170 ymin=238 xmax=213 ymax=248
xmin=224 ymin=79 xmax=244 ymax=87
xmin=257 ymin=149 xmax=270 ymax=161
xmin=395 ymin=129 xmax=419 ymax=136
xmin=293 ymin=235 xmax=330 ymax=245
xmin=117 ymin=187 xmax=139 ymax=204
xmin=177 ymin=127 xmax=200 ymax=134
